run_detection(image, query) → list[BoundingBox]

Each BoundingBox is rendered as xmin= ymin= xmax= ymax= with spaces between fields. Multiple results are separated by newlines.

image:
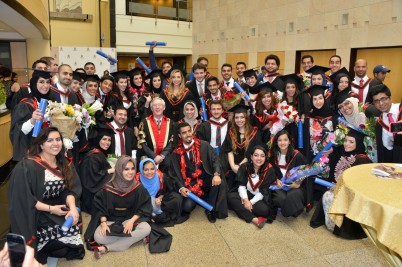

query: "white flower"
xmin=63 ymin=138 xmax=73 ymax=150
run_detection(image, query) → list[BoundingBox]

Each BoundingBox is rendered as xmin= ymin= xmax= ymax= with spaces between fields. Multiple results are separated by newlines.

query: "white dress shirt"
xmin=382 ymin=103 xmax=399 ymax=150
xmin=209 ymin=117 xmax=228 ymax=148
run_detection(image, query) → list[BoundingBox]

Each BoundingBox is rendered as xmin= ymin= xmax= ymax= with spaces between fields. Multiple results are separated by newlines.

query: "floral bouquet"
xmin=312 ymin=132 xmax=339 ymax=156
xmin=0 ymin=83 xmax=6 ymax=112
xmin=270 ymin=155 xmax=330 ymax=191
xmin=221 ymin=90 xmax=241 ymax=111
xmin=270 ymin=101 xmax=298 ymax=135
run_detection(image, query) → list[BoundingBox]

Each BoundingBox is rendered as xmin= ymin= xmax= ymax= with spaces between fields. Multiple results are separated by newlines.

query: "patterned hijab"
xmin=110 ymin=156 xmax=137 ymax=193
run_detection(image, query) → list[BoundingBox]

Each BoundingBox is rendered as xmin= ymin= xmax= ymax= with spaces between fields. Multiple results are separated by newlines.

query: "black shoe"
xmin=206 ymin=211 xmax=216 ymax=223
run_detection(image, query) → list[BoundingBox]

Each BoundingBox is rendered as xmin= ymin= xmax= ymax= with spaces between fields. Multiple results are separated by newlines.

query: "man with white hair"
xmin=137 ymin=97 xmax=176 ymax=171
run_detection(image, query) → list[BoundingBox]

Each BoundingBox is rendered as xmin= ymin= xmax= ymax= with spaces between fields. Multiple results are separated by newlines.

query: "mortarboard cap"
xmin=228 ymin=104 xmax=251 ymax=114
xmin=306 ymin=65 xmax=330 ymax=75
xmin=305 ymin=84 xmax=328 ymax=97
xmin=243 ymin=69 xmax=258 ymax=79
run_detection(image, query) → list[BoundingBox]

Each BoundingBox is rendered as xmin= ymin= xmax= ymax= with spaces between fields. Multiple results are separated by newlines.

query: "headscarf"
xmin=149 ymin=71 xmax=164 ymax=94
xmin=110 ymin=156 xmax=137 ymax=193
xmin=30 ymin=70 xmax=51 ymax=100
xmin=309 ymin=90 xmax=334 ymax=118
xmin=81 ymin=82 xmax=95 ymax=103
xmin=339 ymin=129 xmax=367 ymax=157
xmin=139 ymin=158 xmax=160 ymax=197
xmin=341 ymin=97 xmax=366 ymax=128
xmin=183 ymin=101 xmax=199 ymax=129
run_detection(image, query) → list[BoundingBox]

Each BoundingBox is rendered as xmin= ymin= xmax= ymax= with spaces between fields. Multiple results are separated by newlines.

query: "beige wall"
xmin=49 ymin=0 xmax=101 ymax=47
xmin=192 ymin=0 xmax=402 ymax=97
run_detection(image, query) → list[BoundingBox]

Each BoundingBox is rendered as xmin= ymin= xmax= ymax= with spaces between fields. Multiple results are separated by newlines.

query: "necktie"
xmin=116 ymin=128 xmax=126 ymax=155
xmin=157 ymin=119 xmax=161 ymax=130
xmin=216 ymin=125 xmax=221 ymax=148
xmin=358 ymin=78 xmax=364 ymax=103
xmin=226 ymin=82 xmax=230 ymax=87
xmin=198 ymin=83 xmax=204 ymax=96
xmin=189 ymin=150 xmax=194 ymax=162
xmin=387 ymin=113 xmax=395 ymax=136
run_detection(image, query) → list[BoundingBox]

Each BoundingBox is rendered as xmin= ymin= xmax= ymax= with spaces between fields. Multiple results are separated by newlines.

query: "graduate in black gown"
xmin=9 ymin=70 xmax=51 ymax=161
xmin=78 ymin=124 xmax=115 ymax=214
xmin=8 ymin=127 xmax=84 ymax=264
xmin=250 ymin=90 xmax=279 ymax=146
xmin=223 ymin=104 xmax=261 ymax=190
xmin=269 ymin=130 xmax=307 ymax=217
xmin=177 ymin=101 xmax=202 ymax=135
xmin=302 ymin=85 xmax=338 ymax=211
xmin=138 ymin=69 xmax=164 ymax=119
xmin=227 ymin=145 xmax=277 ymax=228
xmin=310 ymin=129 xmax=371 ymax=239
xmin=168 ymin=122 xmax=228 ymax=222
xmin=160 ymin=68 xmax=196 ymax=122
xmin=84 ymin=156 xmax=152 ymax=258
xmin=137 ymin=158 xmax=182 ymax=225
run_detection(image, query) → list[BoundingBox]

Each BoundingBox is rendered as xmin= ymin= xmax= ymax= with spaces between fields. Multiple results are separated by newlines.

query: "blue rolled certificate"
xmin=136 ymin=57 xmax=151 ymax=74
xmin=145 ymin=41 xmax=167 ymax=46
xmin=96 ymin=50 xmax=118 ymax=63
xmin=327 ymin=83 xmax=333 ymax=92
xmin=337 ymin=117 xmax=364 ymax=133
xmin=298 ymin=120 xmax=303 ymax=148
xmin=314 ymin=178 xmax=334 ymax=188
xmin=233 ymin=82 xmax=250 ymax=101
xmin=61 ymin=207 xmax=81 ymax=233
xmin=32 ymin=98 xmax=48 ymax=137
xmin=187 ymin=192 xmax=213 ymax=211
xmin=312 ymin=141 xmax=334 ymax=163
xmin=200 ymin=97 xmax=208 ymax=121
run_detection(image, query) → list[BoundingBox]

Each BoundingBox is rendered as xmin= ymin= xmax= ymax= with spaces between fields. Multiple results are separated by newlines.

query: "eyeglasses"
xmin=338 ymin=101 xmax=352 ymax=110
xmin=373 ymin=96 xmax=389 ymax=105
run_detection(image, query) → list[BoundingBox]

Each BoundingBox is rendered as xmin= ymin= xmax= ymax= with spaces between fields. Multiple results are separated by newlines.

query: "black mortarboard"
xmin=145 ymin=69 xmax=163 ymax=80
xmin=278 ymin=73 xmax=304 ymax=89
xmin=333 ymin=90 xmax=358 ymax=108
xmin=73 ymin=71 xmax=86 ymax=82
xmin=88 ymin=124 xmax=115 ymax=141
xmin=32 ymin=70 xmax=52 ymax=79
xmin=305 ymin=84 xmax=328 ymax=97
xmin=128 ymin=67 xmax=143 ymax=77
xmin=346 ymin=128 xmax=367 ymax=154
xmin=110 ymin=70 xmax=129 ymax=80
xmin=329 ymin=67 xmax=350 ymax=84
xmin=255 ymin=81 xmax=279 ymax=92
xmin=306 ymin=65 xmax=330 ymax=75
xmin=228 ymin=104 xmax=251 ymax=114
xmin=85 ymin=74 xmax=100 ymax=83
xmin=243 ymin=69 xmax=257 ymax=79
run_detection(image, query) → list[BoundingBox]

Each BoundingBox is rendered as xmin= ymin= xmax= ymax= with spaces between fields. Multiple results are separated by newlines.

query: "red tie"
xmin=387 ymin=113 xmax=395 ymax=136
xmin=116 ymin=128 xmax=126 ymax=155
xmin=358 ymin=79 xmax=364 ymax=103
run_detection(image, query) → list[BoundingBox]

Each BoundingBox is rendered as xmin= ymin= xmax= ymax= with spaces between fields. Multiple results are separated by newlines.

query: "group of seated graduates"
xmin=6 ymin=51 xmax=402 ymax=264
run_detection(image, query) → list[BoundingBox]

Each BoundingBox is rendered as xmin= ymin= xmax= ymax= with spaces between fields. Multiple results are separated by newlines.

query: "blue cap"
xmin=373 ymin=65 xmax=391 ymax=73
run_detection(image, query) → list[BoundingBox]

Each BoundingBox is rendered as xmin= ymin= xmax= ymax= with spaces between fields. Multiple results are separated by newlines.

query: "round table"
xmin=328 ymin=163 xmax=402 ymax=267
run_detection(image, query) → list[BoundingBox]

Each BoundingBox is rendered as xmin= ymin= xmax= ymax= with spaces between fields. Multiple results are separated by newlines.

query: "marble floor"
xmin=56 ymin=207 xmax=388 ymax=267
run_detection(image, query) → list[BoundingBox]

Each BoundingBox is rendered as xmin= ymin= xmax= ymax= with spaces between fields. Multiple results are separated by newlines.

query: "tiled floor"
xmin=56 ymin=207 xmax=388 ymax=267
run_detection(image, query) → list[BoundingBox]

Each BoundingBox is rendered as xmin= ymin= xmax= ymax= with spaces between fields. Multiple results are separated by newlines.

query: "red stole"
xmin=146 ymin=115 xmax=170 ymax=155
xmin=50 ymin=85 xmax=71 ymax=97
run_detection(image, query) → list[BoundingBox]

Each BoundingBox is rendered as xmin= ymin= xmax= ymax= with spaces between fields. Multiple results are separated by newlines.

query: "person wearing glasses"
xmin=371 ymin=84 xmax=402 ymax=163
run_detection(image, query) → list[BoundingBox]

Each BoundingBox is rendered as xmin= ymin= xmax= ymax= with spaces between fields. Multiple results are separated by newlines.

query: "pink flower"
xmin=320 ymin=155 xmax=329 ymax=164
xmin=327 ymin=133 xmax=336 ymax=142
xmin=359 ymin=124 xmax=366 ymax=129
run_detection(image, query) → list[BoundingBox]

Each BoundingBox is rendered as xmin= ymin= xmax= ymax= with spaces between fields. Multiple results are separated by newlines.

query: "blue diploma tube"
xmin=32 ymin=99 xmax=48 ymax=137
xmin=136 ymin=57 xmax=151 ymax=74
xmin=145 ymin=41 xmax=167 ymax=46
xmin=337 ymin=117 xmax=363 ymax=133
xmin=327 ymin=83 xmax=333 ymax=92
xmin=187 ymin=192 xmax=213 ymax=211
xmin=233 ymin=82 xmax=250 ymax=101
xmin=200 ymin=97 xmax=208 ymax=121
xmin=61 ymin=207 xmax=81 ymax=233
xmin=315 ymin=178 xmax=334 ymax=188
xmin=312 ymin=141 xmax=334 ymax=162
xmin=96 ymin=50 xmax=118 ymax=63
xmin=298 ymin=120 xmax=303 ymax=148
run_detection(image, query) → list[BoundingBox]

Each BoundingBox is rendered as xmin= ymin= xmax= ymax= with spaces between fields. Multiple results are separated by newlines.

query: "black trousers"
xmin=227 ymin=191 xmax=270 ymax=223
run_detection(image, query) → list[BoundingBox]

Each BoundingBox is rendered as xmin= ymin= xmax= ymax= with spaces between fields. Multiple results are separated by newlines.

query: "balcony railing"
xmin=125 ymin=0 xmax=192 ymax=22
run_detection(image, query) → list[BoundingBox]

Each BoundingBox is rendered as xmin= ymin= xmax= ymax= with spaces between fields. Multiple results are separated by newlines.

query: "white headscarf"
xmin=342 ymin=97 xmax=366 ymax=127
xmin=183 ymin=101 xmax=199 ymax=129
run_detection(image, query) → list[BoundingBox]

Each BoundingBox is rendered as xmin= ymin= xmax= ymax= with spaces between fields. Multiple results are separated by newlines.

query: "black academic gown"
xmin=196 ymin=120 xmax=231 ymax=173
xmin=137 ymin=116 xmax=176 ymax=172
xmin=256 ymin=75 xmax=285 ymax=92
xmin=375 ymin=104 xmax=402 ymax=163
xmin=310 ymin=154 xmax=372 ymax=239
xmin=227 ymin=163 xmax=277 ymax=222
xmin=271 ymin=151 xmax=307 ymax=217
xmin=78 ymin=148 xmax=113 ymax=214
xmin=50 ymin=85 xmax=80 ymax=105
xmin=223 ymin=127 xmax=262 ymax=190
xmin=167 ymin=140 xmax=228 ymax=219
xmin=106 ymin=122 xmax=137 ymax=157
xmin=8 ymin=155 xmax=84 ymax=264
xmin=160 ymin=88 xmax=196 ymax=122
xmin=250 ymin=110 xmax=278 ymax=147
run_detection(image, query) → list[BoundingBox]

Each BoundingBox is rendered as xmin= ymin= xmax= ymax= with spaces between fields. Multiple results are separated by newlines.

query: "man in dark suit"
xmin=188 ymin=63 xmax=207 ymax=108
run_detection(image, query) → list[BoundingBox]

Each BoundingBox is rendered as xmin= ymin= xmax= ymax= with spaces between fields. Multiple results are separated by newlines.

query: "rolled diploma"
xmin=96 ymin=50 xmax=118 ymax=63
xmin=136 ymin=57 xmax=151 ymax=74
xmin=32 ymin=99 xmax=48 ymax=137
xmin=233 ymin=82 xmax=251 ymax=101
xmin=187 ymin=192 xmax=213 ymax=211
